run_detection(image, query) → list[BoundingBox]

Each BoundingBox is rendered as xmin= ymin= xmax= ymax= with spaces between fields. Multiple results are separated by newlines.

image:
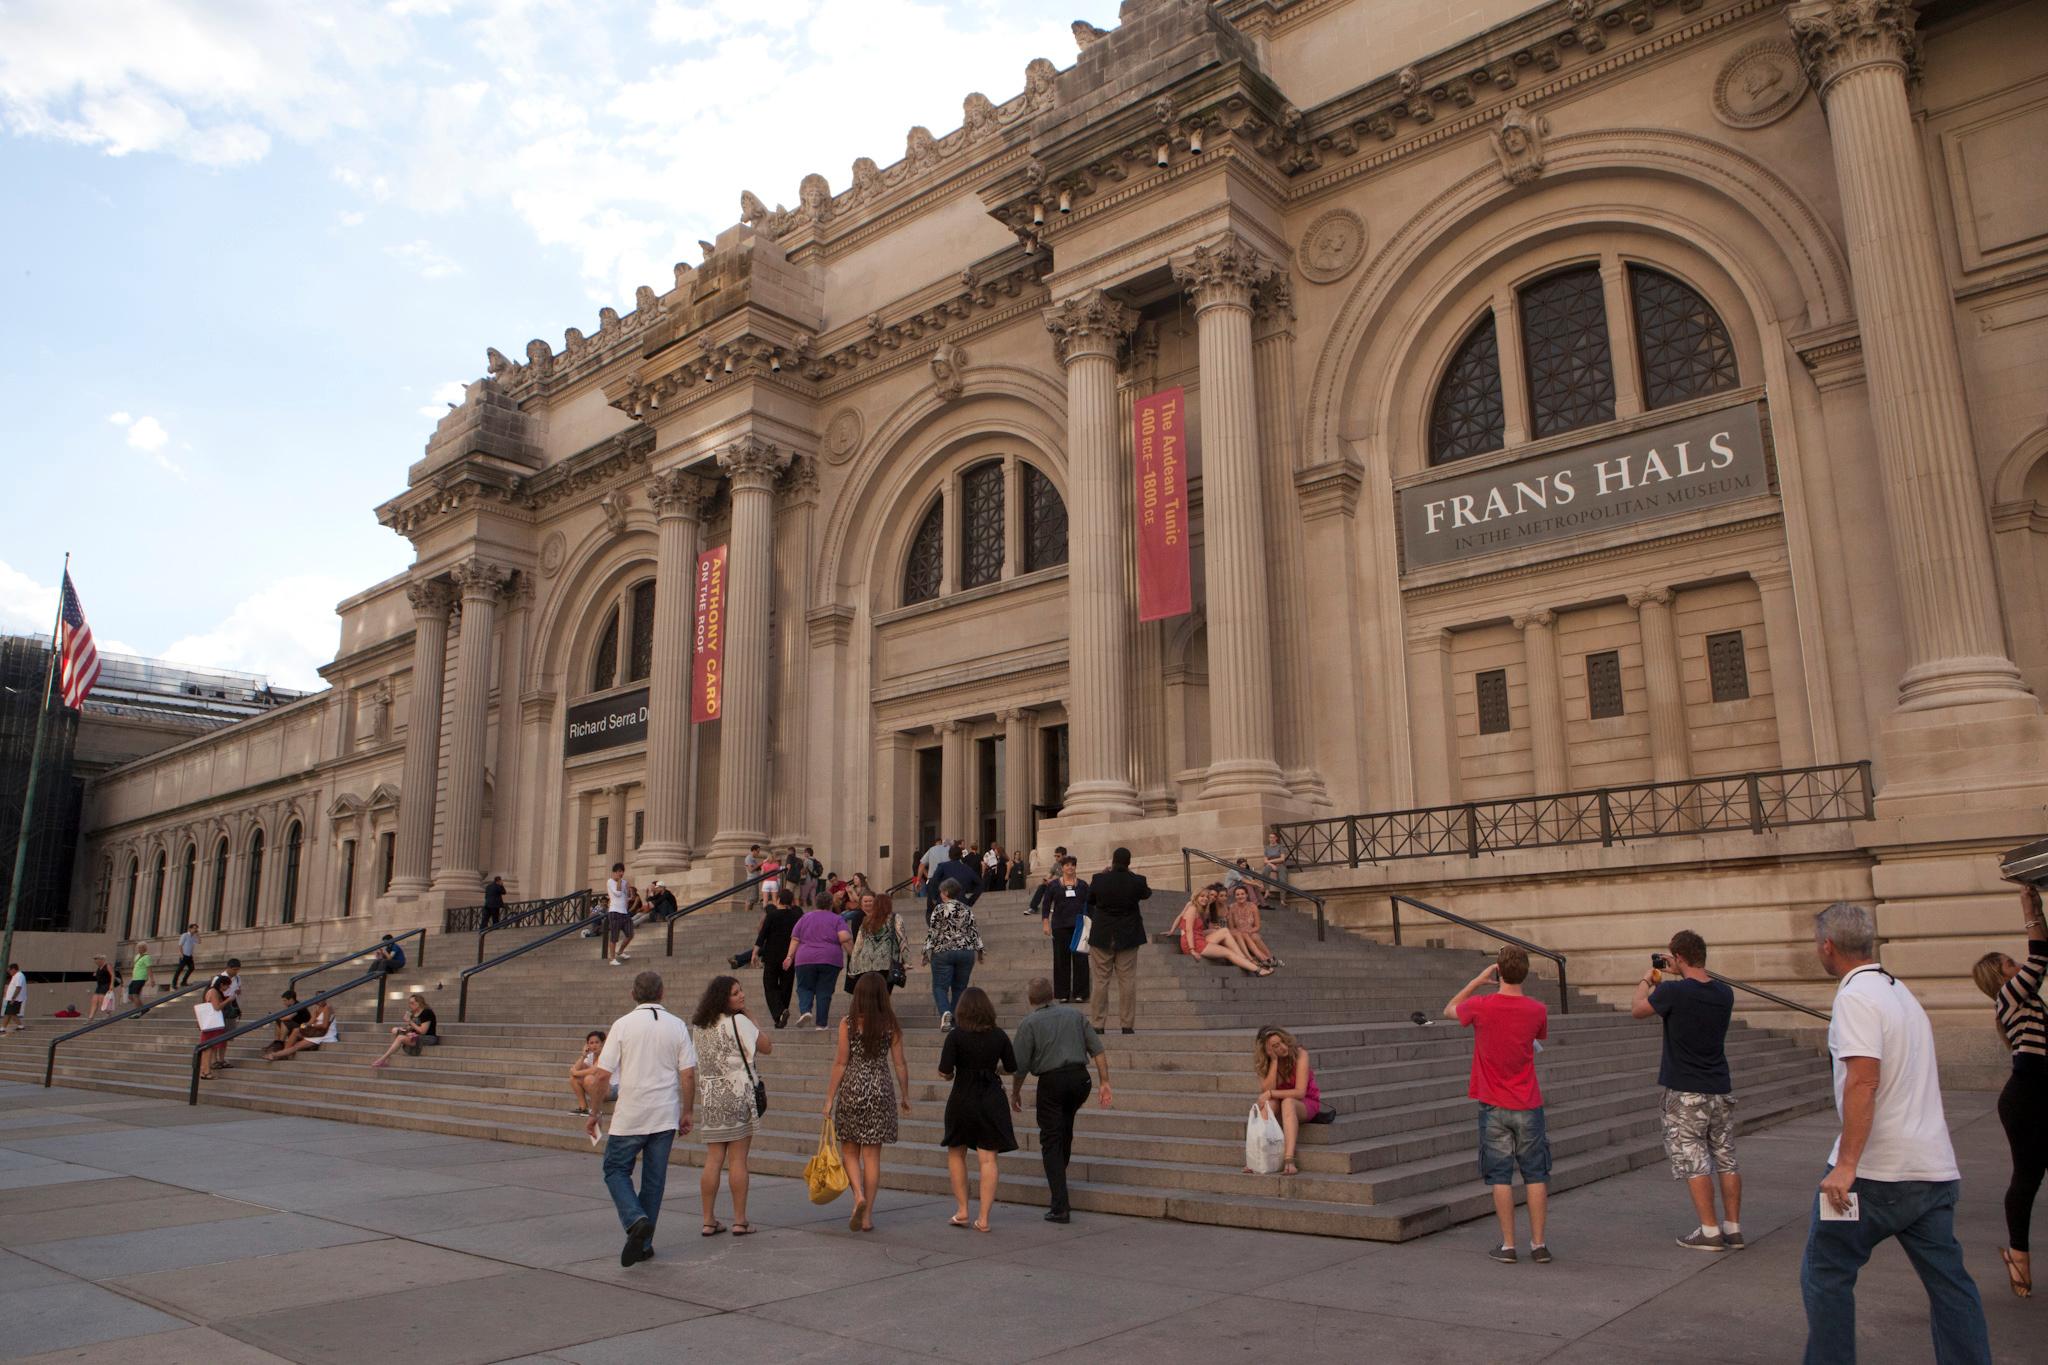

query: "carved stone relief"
xmin=1491 ymin=104 xmax=1550 ymax=186
xmin=931 ymin=343 xmax=970 ymax=401
xmin=823 ymin=408 xmax=865 ymax=466
xmin=1713 ymin=39 xmax=1809 ymax=129
xmin=1297 ymin=208 xmax=1368 ymax=284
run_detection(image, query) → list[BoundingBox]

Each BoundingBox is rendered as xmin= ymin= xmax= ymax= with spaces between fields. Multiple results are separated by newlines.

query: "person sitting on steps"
xmin=571 ymin=1029 xmax=617 ymax=1124
xmin=1223 ymin=884 xmax=1281 ymax=969
xmin=264 ymin=998 xmax=338 ymax=1061
xmin=1248 ymin=1025 xmax=1320 ymax=1177
xmin=1172 ymin=892 xmax=1272 ymax=976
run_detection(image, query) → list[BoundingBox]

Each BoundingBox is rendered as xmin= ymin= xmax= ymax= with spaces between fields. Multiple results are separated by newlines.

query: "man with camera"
xmin=1631 ymin=930 xmax=1742 ymax=1252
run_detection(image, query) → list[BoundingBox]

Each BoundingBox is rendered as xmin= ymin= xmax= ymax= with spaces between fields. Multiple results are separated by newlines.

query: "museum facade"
xmin=73 ymin=0 xmax=2048 ymax=1072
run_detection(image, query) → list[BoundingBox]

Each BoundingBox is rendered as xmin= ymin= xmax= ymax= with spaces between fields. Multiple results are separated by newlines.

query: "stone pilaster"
xmin=390 ymin=577 xmax=454 ymax=896
xmin=1753 ymin=565 xmax=1818 ymax=767
xmin=1789 ymin=0 xmax=2033 ymax=713
xmin=937 ymin=719 xmax=967 ymax=842
xmin=1045 ymin=290 xmax=1142 ymax=820
xmin=1405 ymin=624 xmax=1460 ymax=806
xmin=1627 ymin=588 xmax=1692 ymax=783
xmin=640 ymin=468 xmax=713 ymax=874
xmin=607 ymin=785 xmax=630 ymax=870
xmin=1514 ymin=609 xmax=1570 ymax=794
xmin=709 ymin=437 xmax=790 ymax=861
xmin=1002 ymin=707 xmax=1034 ymax=855
xmin=1174 ymin=235 xmax=1288 ymax=803
xmin=438 ymin=557 xmax=513 ymax=892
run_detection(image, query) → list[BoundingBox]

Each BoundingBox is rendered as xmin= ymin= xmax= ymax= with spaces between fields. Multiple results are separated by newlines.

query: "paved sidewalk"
xmin=0 ymin=1080 xmax=2032 ymax=1363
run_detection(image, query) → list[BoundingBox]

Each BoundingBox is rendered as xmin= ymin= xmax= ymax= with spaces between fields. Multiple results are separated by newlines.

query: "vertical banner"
xmin=1134 ymin=385 xmax=1191 ymax=622
xmin=690 ymin=546 xmax=728 ymax=724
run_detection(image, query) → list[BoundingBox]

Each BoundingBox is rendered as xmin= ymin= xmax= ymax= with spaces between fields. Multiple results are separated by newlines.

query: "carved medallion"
xmin=539 ymin=531 xmax=567 ymax=579
xmin=1713 ymin=40 xmax=1807 ymax=130
xmin=822 ymin=408 xmax=864 ymax=466
xmin=1297 ymin=209 xmax=1367 ymax=284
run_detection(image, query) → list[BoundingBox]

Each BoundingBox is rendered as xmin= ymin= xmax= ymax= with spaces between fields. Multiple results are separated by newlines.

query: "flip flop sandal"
xmin=849 ymin=1199 xmax=868 ymax=1232
xmin=948 ymin=1214 xmax=971 ymax=1228
xmin=2000 ymin=1247 xmax=2031 ymax=1298
xmin=702 ymin=1222 xmax=727 ymax=1237
xmin=731 ymin=1223 xmax=757 ymax=1236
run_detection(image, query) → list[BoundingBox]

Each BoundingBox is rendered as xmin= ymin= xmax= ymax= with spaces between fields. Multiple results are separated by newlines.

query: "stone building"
xmin=73 ymin=0 xmax=2048 ymax=1076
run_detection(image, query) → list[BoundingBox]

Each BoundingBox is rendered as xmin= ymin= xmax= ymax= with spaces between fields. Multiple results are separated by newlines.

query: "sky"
xmin=0 ymin=0 xmax=1113 ymax=690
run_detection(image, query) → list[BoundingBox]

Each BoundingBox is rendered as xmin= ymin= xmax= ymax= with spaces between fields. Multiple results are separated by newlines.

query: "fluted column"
xmin=640 ymin=469 xmax=713 ymax=873
xmin=709 ymin=437 xmax=790 ymax=858
xmin=1515 ymin=609 xmax=1570 ymax=794
xmin=1789 ymin=0 xmax=2032 ymax=712
xmin=937 ymin=719 xmax=967 ymax=842
xmin=607 ymin=785 xmax=630 ymax=868
xmin=1628 ymin=588 xmax=1692 ymax=783
xmin=1045 ymin=291 xmax=1142 ymax=820
xmin=1176 ymin=235 xmax=1289 ymax=803
xmin=1002 ymin=708 xmax=1034 ymax=854
xmin=439 ymin=557 xmax=512 ymax=891
xmin=390 ymin=578 xmax=454 ymax=895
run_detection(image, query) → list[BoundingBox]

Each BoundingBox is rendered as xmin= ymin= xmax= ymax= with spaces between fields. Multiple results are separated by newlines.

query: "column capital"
xmin=1750 ymin=562 xmax=1797 ymax=591
xmin=449 ymin=557 xmax=516 ymax=602
xmin=1512 ymin=608 xmax=1556 ymax=631
xmin=404 ymin=577 xmax=456 ymax=618
xmin=778 ymin=453 xmax=821 ymax=501
xmin=1788 ymin=0 xmax=1920 ymax=96
xmin=998 ymin=706 xmax=1030 ymax=726
xmin=716 ymin=436 xmax=791 ymax=492
xmin=933 ymin=718 xmax=962 ymax=736
xmin=1624 ymin=586 xmax=1674 ymax=610
xmin=647 ymin=467 xmax=715 ymax=521
xmin=1405 ymin=623 xmax=1453 ymax=650
xmin=1172 ymin=234 xmax=1277 ymax=315
xmin=1044 ymin=289 xmax=1138 ymax=367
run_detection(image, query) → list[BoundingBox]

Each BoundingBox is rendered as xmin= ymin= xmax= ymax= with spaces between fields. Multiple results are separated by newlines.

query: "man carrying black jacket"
xmin=1037 ymin=856 xmax=1092 ymax=1002
xmin=1087 ymin=847 xmax=1151 ymax=1034
xmin=924 ymin=842 xmax=983 ymax=922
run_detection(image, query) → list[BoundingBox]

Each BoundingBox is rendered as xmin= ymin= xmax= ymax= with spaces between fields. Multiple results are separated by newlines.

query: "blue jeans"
xmin=1799 ymin=1172 xmax=1990 ymax=1365
xmin=930 ymin=948 xmax=976 ymax=1017
xmin=794 ymin=963 xmax=840 ymax=1026
xmin=1476 ymin=1104 xmax=1552 ymax=1186
xmin=602 ymin=1129 xmax=674 ymax=1235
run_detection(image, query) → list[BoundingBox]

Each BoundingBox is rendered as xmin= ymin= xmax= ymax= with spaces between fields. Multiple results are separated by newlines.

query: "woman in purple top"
xmin=784 ymin=902 xmax=853 ymax=1030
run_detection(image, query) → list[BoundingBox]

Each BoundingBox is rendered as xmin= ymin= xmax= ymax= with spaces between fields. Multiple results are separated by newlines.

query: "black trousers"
xmin=1035 ymin=1065 xmax=1092 ymax=1214
xmin=761 ymin=961 xmax=795 ymax=1026
xmin=1051 ymin=934 xmax=1090 ymax=1002
xmin=1999 ymin=1060 xmax=2048 ymax=1252
xmin=172 ymin=956 xmax=195 ymax=989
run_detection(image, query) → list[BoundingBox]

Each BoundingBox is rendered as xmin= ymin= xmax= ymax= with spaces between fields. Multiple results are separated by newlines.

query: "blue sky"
xmin=1 ymin=0 xmax=1111 ymax=688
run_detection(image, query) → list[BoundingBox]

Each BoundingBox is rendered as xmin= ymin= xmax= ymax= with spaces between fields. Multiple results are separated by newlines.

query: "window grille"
xmin=209 ymin=840 xmax=227 ymax=931
xmin=1429 ymin=313 xmax=1507 ymax=464
xmin=1586 ymin=650 xmax=1624 ymax=720
xmin=596 ymin=816 xmax=609 ymax=856
xmin=902 ymin=501 xmax=944 ymax=605
xmin=281 ymin=822 xmax=302 ymax=924
xmin=1477 ymin=669 xmax=1511 ymax=735
xmin=1630 ymin=266 xmax=1738 ymax=410
xmin=627 ymin=580 xmax=656 ymax=683
xmin=244 ymin=830 xmax=264 ymax=928
xmin=591 ymin=606 xmax=620 ymax=693
xmin=961 ymin=461 xmax=1005 ymax=589
xmin=1707 ymin=630 xmax=1750 ymax=702
xmin=1520 ymin=266 xmax=1616 ymax=438
xmin=1022 ymin=464 xmax=1068 ymax=571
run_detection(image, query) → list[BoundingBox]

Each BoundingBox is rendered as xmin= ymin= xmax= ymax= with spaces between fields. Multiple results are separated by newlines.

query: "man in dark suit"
xmin=1086 ymin=847 xmax=1152 ymax=1034
xmin=924 ymin=841 xmax=984 ymax=922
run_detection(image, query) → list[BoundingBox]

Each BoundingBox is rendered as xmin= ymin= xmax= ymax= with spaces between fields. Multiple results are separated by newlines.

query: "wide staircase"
xmin=0 ymin=889 xmax=1834 ymax=1241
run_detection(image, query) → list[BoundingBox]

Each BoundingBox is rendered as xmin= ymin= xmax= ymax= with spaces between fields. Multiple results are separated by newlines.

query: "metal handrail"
xmin=444 ymin=892 xmax=565 ymax=935
xmin=43 ymin=977 xmax=212 ymax=1087
xmin=288 ymin=926 xmax=426 ymax=995
xmin=884 ymin=874 xmax=917 ymax=898
xmin=1392 ymin=893 xmax=1571 ymax=1014
xmin=454 ymin=891 xmax=604 ymax=1020
xmin=186 ymin=969 xmax=385 ymax=1104
xmin=663 ymin=871 xmax=772 ymax=957
xmin=474 ymin=890 xmax=597 ymax=965
xmin=1705 ymin=968 xmax=1830 ymax=1023
xmin=1182 ymin=847 xmax=1326 ymax=942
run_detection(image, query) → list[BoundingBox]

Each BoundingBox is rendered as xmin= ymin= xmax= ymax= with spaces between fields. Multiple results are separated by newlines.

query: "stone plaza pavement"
xmin=0 ymin=1080 xmax=2033 ymax=1363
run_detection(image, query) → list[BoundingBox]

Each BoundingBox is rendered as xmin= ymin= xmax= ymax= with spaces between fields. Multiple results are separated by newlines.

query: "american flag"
xmin=57 ymin=572 xmax=100 ymax=710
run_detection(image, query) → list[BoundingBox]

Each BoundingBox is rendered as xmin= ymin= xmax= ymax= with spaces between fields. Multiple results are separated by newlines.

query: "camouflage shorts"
xmin=1661 ymin=1089 xmax=1738 ymax=1180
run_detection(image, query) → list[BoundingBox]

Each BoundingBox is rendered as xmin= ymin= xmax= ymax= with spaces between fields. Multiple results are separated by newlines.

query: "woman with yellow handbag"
xmin=821 ymin=974 xmax=913 ymax=1231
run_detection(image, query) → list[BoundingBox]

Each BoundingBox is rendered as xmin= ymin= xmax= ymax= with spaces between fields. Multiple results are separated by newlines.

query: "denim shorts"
xmin=1476 ymin=1104 xmax=1552 ymax=1186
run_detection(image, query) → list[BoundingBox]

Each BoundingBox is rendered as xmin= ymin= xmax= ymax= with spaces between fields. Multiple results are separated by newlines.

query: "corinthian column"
xmin=439 ymin=557 xmax=513 ymax=891
xmin=710 ymin=437 xmax=790 ymax=860
xmin=390 ymin=578 xmax=454 ymax=896
xmin=1515 ymin=609 xmax=1570 ymax=794
xmin=1045 ymin=290 xmax=1141 ymax=820
xmin=640 ymin=468 xmax=713 ymax=874
xmin=1175 ymin=235 xmax=1288 ymax=802
xmin=1627 ymin=587 xmax=1692 ymax=783
xmin=1789 ymin=0 xmax=2032 ymax=712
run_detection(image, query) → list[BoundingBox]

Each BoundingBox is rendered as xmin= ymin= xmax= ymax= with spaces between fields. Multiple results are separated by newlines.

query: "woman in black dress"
xmin=938 ymin=986 xmax=1017 ymax=1231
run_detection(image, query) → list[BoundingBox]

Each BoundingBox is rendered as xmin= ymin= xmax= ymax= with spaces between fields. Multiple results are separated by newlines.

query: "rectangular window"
xmin=1586 ymin=650 xmax=1624 ymax=720
xmin=1476 ymin=669 xmax=1511 ymax=735
xmin=596 ymin=816 xmax=609 ymax=856
xmin=633 ymin=810 xmax=644 ymax=850
xmin=378 ymin=833 xmax=395 ymax=894
xmin=340 ymin=839 xmax=356 ymax=919
xmin=1707 ymin=630 xmax=1750 ymax=702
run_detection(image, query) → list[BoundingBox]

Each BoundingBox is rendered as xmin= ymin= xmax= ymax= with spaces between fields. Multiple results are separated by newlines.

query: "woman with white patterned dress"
xmin=688 ymin=975 xmax=771 ymax=1237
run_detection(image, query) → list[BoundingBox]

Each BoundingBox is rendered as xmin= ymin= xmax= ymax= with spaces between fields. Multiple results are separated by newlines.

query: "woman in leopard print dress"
xmin=825 ymin=974 xmax=912 ymax=1231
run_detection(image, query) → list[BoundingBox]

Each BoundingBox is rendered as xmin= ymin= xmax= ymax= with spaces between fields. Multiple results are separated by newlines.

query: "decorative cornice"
xmin=807 ymin=604 xmax=857 ymax=649
xmin=1787 ymin=0 xmax=1920 ymax=97
xmin=1793 ymin=327 xmax=1865 ymax=392
xmin=1044 ymin=290 xmax=1139 ymax=366
xmin=646 ymin=468 xmax=715 ymax=521
xmin=1294 ymin=457 xmax=1364 ymax=520
xmin=1173 ymin=234 xmax=1278 ymax=314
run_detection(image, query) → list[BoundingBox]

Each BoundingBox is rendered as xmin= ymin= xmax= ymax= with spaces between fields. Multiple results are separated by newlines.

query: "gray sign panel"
xmin=564 ymin=687 xmax=649 ymax=757
xmin=1399 ymin=401 xmax=1769 ymax=570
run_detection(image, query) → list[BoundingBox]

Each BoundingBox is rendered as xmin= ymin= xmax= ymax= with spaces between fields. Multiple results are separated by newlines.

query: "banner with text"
xmin=1134 ymin=386 xmax=1192 ymax=622
xmin=691 ymin=545 xmax=727 ymax=724
xmin=1397 ymin=400 xmax=1770 ymax=570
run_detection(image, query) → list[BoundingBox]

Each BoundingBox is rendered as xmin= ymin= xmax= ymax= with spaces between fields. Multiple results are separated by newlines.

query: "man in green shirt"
xmin=127 ymin=947 xmax=152 ymax=1005
xmin=1008 ymin=977 xmax=1112 ymax=1223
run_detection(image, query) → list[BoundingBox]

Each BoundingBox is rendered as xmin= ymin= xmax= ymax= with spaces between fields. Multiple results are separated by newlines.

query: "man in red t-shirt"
xmin=1446 ymin=944 xmax=1553 ymax=1264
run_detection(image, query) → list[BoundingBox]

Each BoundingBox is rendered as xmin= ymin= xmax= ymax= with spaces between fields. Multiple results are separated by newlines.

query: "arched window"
xmin=148 ymin=850 xmax=166 ymax=938
xmin=178 ymin=842 xmax=197 ymax=931
xmin=590 ymin=606 xmax=620 ymax=693
xmin=1519 ymin=265 xmax=1615 ymax=438
xmin=960 ymin=460 xmax=1005 ymax=589
xmin=585 ymin=577 xmax=656 ymax=694
xmin=1022 ymin=464 xmax=1068 ymax=571
xmin=124 ymin=857 xmax=139 ymax=939
xmin=280 ymin=821 xmax=303 ymax=924
xmin=1429 ymin=312 xmax=1507 ymax=465
xmin=627 ymin=579 xmax=656 ymax=683
xmin=902 ymin=501 xmax=944 ymax=605
xmin=1629 ymin=265 xmax=1738 ymax=409
xmin=208 ymin=838 xmax=228 ymax=932
xmin=243 ymin=828 xmax=264 ymax=928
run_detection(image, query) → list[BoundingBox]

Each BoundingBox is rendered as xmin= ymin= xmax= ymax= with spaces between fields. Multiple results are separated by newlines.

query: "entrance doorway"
xmin=915 ymin=745 xmax=942 ymax=854
xmin=1035 ymin=723 xmax=1070 ymax=846
xmin=976 ymin=735 xmax=1004 ymax=850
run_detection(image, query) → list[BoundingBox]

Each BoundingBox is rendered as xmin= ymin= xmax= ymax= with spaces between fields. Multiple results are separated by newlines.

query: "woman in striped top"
xmin=1973 ymin=882 xmax=2047 ymax=1298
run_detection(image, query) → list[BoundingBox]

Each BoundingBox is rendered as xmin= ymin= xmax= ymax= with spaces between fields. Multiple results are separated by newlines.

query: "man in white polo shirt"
xmin=1800 ymin=901 xmax=1990 ymax=1365
xmin=587 ymin=971 xmax=695 ymax=1267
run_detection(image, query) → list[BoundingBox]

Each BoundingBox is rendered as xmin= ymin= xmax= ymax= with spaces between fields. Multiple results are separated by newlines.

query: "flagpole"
xmin=1 ymin=553 xmax=69 ymax=977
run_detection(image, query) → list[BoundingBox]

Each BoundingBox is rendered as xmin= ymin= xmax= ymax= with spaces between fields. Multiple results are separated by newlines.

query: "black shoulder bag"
xmin=732 ymin=1016 xmax=767 ymax=1116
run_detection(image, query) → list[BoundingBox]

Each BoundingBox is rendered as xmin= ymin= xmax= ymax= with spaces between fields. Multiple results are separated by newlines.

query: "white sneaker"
xmin=616 ymin=952 xmax=632 ymax=962
xmin=609 ymin=957 xmax=623 ymax=967
xmin=940 ymin=1011 xmax=954 ymax=1031
xmin=796 ymin=1010 xmax=813 ymax=1027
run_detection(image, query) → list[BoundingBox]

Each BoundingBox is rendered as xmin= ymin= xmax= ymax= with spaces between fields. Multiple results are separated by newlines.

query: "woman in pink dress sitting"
xmin=1171 ymin=891 xmax=1272 ymax=976
xmin=1251 ymin=1025 xmax=1320 ymax=1177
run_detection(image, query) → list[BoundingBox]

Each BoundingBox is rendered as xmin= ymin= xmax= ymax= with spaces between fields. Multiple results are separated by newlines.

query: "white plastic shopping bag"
xmin=1244 ymin=1103 xmax=1285 ymax=1174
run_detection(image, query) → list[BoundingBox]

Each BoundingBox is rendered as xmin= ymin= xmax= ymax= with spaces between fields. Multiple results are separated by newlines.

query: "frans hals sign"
xmin=564 ymin=687 xmax=649 ymax=757
xmin=1399 ymin=401 xmax=1770 ymax=569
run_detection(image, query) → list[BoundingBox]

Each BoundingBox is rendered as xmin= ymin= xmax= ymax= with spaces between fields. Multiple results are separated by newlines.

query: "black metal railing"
xmin=468 ymin=890 xmax=600 ymax=965
xmin=288 ymin=926 xmax=427 ymax=995
xmin=444 ymin=892 xmax=583 ymax=936
xmin=43 ymin=978 xmax=212 ymax=1087
xmin=1704 ymin=969 xmax=1830 ymax=1023
xmin=1279 ymin=761 xmax=1874 ymax=869
xmin=663 ymin=872 xmax=771 ymax=957
xmin=186 ymin=969 xmax=387 ymax=1104
xmin=884 ymin=873 xmax=918 ymax=898
xmin=1392 ymin=894 xmax=1571 ymax=1014
xmin=1182 ymin=847 xmax=1326 ymax=941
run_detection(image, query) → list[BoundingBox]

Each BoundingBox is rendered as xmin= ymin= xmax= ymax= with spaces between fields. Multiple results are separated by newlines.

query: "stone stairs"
xmin=0 ymin=889 xmax=1835 ymax=1241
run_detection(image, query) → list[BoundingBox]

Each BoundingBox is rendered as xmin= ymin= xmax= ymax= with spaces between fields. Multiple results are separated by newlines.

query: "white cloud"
xmin=0 ymin=559 xmax=58 ymax=633
xmin=417 ymin=379 xmax=467 ymax=417
xmin=108 ymin=410 xmax=185 ymax=477
xmin=107 ymin=410 xmax=131 ymax=426
xmin=338 ymin=209 xmax=366 ymax=227
xmin=159 ymin=574 xmax=355 ymax=691
xmin=386 ymin=238 xmax=460 ymax=279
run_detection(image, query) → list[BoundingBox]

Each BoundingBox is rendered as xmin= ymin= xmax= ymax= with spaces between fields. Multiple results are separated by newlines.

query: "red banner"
xmin=1134 ymin=386 xmax=1191 ymax=622
xmin=690 ymin=546 xmax=727 ymax=724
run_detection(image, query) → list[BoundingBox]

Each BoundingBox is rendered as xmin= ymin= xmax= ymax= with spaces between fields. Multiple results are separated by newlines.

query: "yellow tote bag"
xmin=806 ymin=1112 xmax=849 ymax=1204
